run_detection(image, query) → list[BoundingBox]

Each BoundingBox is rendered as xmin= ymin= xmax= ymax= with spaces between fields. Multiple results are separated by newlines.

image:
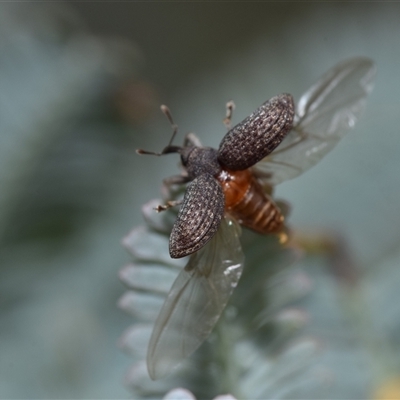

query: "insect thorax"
xmin=181 ymin=146 xmax=221 ymax=179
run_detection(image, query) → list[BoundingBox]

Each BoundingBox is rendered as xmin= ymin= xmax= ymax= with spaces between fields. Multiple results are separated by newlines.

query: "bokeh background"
xmin=1 ymin=2 xmax=400 ymax=398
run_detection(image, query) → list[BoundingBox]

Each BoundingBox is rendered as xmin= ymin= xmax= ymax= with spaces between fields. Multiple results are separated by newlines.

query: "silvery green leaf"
xmin=264 ymin=269 xmax=314 ymax=311
xmin=120 ymin=212 xmax=315 ymax=397
xmin=118 ymin=291 xmax=164 ymax=321
xmin=122 ymin=226 xmax=185 ymax=268
xmin=273 ymin=308 xmax=311 ymax=333
xmin=161 ymin=388 xmax=238 ymax=400
xmin=163 ymin=388 xmax=196 ymax=400
xmin=119 ymin=324 xmax=153 ymax=358
xmin=119 ymin=263 xmax=178 ymax=295
xmin=121 ymin=183 xmax=319 ymax=399
xmin=124 ymin=361 xmax=176 ymax=395
xmin=237 ymin=338 xmax=321 ymax=398
xmin=142 ymin=199 xmax=177 ymax=234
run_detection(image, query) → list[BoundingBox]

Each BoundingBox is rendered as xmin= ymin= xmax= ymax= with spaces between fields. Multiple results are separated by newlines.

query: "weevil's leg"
xmin=223 ymin=100 xmax=236 ymax=130
xmin=160 ymin=174 xmax=190 ymax=203
xmin=163 ymin=174 xmax=191 ymax=186
xmin=275 ymin=199 xmax=291 ymax=218
xmin=136 ymin=105 xmax=181 ymax=156
xmin=154 ymin=200 xmax=182 ymax=212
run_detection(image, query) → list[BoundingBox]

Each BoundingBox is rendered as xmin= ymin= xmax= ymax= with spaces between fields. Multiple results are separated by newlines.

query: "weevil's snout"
xmin=179 ymin=146 xmax=194 ymax=167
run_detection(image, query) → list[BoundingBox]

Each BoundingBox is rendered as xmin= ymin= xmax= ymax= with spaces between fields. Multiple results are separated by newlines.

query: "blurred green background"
xmin=1 ymin=2 xmax=400 ymax=398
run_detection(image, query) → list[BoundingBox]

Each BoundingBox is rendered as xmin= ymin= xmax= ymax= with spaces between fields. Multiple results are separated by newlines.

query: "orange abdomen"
xmin=216 ymin=168 xmax=284 ymax=234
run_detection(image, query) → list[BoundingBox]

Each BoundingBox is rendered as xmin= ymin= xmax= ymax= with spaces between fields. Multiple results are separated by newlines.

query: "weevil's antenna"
xmin=223 ymin=100 xmax=236 ymax=130
xmin=136 ymin=105 xmax=181 ymax=156
xmin=161 ymin=105 xmax=179 ymax=147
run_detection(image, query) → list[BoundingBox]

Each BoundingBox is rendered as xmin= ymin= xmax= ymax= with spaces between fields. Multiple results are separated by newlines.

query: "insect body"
xmin=216 ymin=168 xmax=284 ymax=235
xmin=137 ymin=57 xmax=376 ymax=380
xmin=140 ymin=94 xmax=294 ymax=258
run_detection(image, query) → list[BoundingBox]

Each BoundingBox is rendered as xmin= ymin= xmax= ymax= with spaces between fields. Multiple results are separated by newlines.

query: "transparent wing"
xmin=147 ymin=216 xmax=244 ymax=380
xmin=253 ymin=57 xmax=376 ymax=186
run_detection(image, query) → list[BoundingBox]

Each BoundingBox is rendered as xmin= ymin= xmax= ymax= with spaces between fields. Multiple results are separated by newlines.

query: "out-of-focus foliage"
xmin=0 ymin=3 xmax=155 ymax=398
xmin=121 ymin=196 xmax=400 ymax=399
xmin=162 ymin=387 xmax=237 ymax=400
xmin=0 ymin=3 xmax=141 ymax=252
xmin=120 ymin=197 xmax=320 ymax=399
xmin=373 ymin=376 xmax=400 ymax=400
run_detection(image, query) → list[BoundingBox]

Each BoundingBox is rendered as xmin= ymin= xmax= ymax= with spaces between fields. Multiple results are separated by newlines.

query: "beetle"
xmin=136 ymin=57 xmax=376 ymax=380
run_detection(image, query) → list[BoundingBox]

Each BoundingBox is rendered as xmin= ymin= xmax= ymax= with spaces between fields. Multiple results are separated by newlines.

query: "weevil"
xmin=136 ymin=57 xmax=376 ymax=380
xmin=138 ymin=94 xmax=294 ymax=258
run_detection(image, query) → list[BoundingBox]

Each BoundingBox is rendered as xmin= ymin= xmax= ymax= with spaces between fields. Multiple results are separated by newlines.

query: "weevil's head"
xmin=180 ymin=146 xmax=221 ymax=179
xmin=137 ymin=106 xmax=221 ymax=179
